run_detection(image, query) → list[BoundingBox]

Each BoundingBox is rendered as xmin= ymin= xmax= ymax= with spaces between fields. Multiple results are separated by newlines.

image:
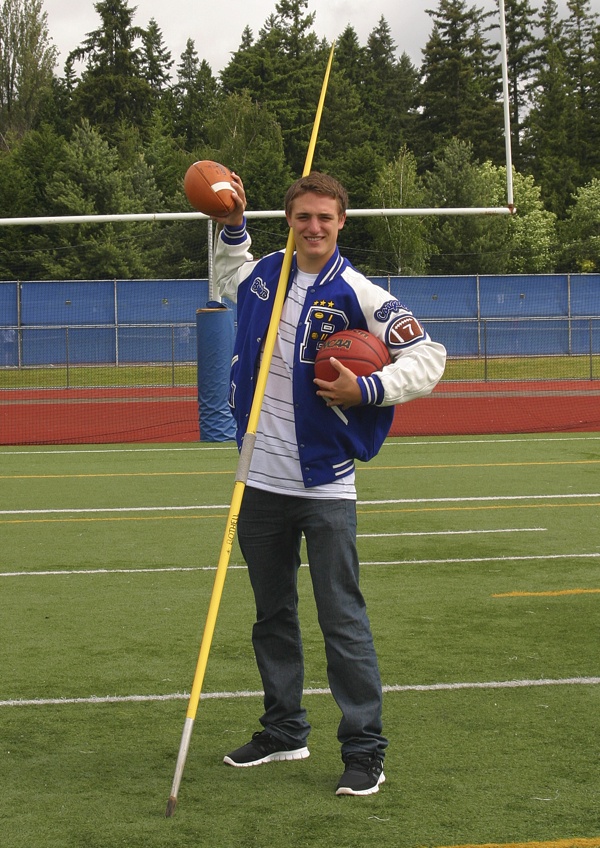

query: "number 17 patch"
xmin=386 ymin=314 xmax=426 ymax=348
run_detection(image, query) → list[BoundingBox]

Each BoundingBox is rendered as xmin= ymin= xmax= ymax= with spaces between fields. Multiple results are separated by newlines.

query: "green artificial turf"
xmin=1 ymin=434 xmax=599 ymax=848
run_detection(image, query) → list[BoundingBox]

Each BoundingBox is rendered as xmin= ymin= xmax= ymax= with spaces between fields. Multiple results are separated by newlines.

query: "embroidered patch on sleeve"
xmin=386 ymin=314 xmax=426 ymax=347
xmin=250 ymin=277 xmax=269 ymax=301
xmin=374 ymin=299 xmax=403 ymax=321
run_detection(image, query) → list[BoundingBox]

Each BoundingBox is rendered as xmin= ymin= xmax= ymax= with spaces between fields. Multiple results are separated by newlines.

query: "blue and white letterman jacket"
xmin=214 ymin=220 xmax=447 ymax=488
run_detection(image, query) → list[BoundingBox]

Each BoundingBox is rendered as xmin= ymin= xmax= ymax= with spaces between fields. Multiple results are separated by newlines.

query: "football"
xmin=183 ymin=160 xmax=236 ymax=216
xmin=314 ymin=328 xmax=391 ymax=383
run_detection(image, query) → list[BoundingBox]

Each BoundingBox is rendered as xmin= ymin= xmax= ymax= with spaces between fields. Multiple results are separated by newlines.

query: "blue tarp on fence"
xmin=1 ymin=274 xmax=599 ymax=366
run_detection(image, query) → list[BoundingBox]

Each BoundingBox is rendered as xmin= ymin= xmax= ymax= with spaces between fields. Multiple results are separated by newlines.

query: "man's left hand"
xmin=314 ymin=358 xmax=362 ymax=409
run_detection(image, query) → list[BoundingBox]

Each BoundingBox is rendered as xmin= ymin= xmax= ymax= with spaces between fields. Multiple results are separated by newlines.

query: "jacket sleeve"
xmin=213 ymin=219 xmax=257 ymax=303
xmin=350 ymin=271 xmax=447 ymax=407
xmin=372 ymin=338 xmax=447 ymax=406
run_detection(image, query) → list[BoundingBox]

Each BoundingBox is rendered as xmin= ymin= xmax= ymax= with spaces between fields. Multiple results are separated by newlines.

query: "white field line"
xmin=1 ymin=676 xmax=599 ymax=709
xmin=360 ymin=493 xmax=600 ymax=505
xmin=357 ymin=528 xmax=546 ymax=538
xmin=362 ymin=553 xmax=600 ymax=566
xmin=0 ymin=504 xmax=229 ymax=515
xmin=0 ymin=446 xmax=236 ymax=455
xmin=2 ymin=552 xmax=599 ymax=578
xmin=2 ymin=490 xmax=600 ymax=517
xmin=0 ymin=565 xmax=248 ymax=577
xmin=2 ymin=434 xmax=600 ymax=457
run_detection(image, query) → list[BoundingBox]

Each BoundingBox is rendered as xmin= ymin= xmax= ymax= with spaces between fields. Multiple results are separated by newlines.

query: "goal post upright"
xmin=498 ymin=0 xmax=515 ymax=210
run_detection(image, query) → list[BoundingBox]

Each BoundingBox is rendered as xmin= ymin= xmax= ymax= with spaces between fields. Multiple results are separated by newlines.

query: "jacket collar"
xmin=290 ymin=246 xmax=345 ymax=289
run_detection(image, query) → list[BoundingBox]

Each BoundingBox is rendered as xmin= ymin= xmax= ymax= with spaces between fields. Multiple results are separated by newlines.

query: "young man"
xmin=211 ymin=172 xmax=446 ymax=795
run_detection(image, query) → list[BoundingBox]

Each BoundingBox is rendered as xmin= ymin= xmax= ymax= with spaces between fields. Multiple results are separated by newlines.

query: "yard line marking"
xmin=359 ymin=504 xmax=600 ymax=517
xmin=439 ymin=839 xmax=600 ymax=848
xmin=2 ymin=491 xmax=600 ymax=517
xmin=0 ymin=514 xmax=228 ymax=525
xmin=0 ymin=505 xmax=228 ymax=516
xmin=382 ymin=677 xmax=600 ymax=693
xmin=0 ymin=446 xmax=236 ymax=455
xmin=0 ymin=471 xmax=232 ymax=480
xmin=363 ymin=554 xmax=600 ymax=565
xmin=2 ymin=434 xmax=598 ymax=457
xmin=0 ymin=509 xmax=543 ymax=539
xmin=381 ymin=435 xmax=600 ymax=446
xmin=493 ymin=588 xmax=600 ymax=598
xmin=0 ymin=565 xmax=248 ymax=577
xmin=358 ymin=528 xmax=546 ymax=538
xmin=3 ymin=463 xmax=600 ymax=481
xmin=364 ymin=460 xmax=600 ymax=471
xmin=360 ymin=493 xmax=600 ymax=504
xmin=1 ymin=676 xmax=599 ymax=708
xmin=4 ymin=503 xmax=598 ymax=524
xmin=2 ymin=552 xmax=600 ymax=578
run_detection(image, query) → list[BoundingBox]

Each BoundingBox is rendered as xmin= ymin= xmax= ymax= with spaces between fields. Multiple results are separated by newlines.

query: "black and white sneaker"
xmin=335 ymin=754 xmax=385 ymax=796
xmin=223 ymin=730 xmax=310 ymax=767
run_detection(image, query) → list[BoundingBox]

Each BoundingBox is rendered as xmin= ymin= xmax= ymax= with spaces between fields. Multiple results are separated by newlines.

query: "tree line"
xmin=0 ymin=0 xmax=599 ymax=281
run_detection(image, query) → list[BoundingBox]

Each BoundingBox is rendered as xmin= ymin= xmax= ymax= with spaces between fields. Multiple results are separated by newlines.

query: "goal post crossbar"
xmin=0 ymin=207 xmax=514 ymax=228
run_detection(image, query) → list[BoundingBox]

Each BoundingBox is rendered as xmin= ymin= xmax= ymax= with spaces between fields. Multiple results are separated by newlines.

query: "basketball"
xmin=314 ymin=329 xmax=391 ymax=382
xmin=183 ymin=160 xmax=236 ymax=216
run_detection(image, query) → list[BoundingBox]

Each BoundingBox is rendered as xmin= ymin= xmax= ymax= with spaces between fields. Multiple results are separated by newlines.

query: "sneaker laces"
xmin=251 ymin=730 xmax=279 ymax=754
xmin=343 ymin=754 xmax=382 ymax=773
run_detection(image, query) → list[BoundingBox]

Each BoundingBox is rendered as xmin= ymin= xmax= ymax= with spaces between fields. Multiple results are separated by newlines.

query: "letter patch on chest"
xmin=300 ymin=305 xmax=349 ymax=362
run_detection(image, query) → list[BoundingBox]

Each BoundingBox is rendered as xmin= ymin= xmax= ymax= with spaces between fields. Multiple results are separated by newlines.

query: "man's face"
xmin=286 ymin=192 xmax=346 ymax=273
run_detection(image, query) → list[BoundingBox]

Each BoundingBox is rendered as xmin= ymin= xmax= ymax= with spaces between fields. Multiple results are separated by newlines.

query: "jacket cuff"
xmin=358 ymin=373 xmax=385 ymax=405
xmin=221 ymin=218 xmax=247 ymax=245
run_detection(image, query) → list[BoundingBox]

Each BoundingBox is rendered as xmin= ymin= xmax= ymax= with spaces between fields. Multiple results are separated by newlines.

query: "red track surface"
xmin=1 ymin=382 xmax=599 ymax=445
xmin=0 ymin=387 xmax=199 ymax=444
xmin=389 ymin=381 xmax=600 ymax=436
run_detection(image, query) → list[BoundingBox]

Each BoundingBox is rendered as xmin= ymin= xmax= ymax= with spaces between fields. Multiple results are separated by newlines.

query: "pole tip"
xmin=165 ymin=796 xmax=177 ymax=818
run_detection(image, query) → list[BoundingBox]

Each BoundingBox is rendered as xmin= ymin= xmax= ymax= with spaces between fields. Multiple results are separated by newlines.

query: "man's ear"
xmin=338 ymin=213 xmax=347 ymax=231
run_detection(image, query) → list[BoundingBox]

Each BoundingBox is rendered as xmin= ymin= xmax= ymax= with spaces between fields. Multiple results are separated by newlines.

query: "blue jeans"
xmin=237 ymin=485 xmax=388 ymax=759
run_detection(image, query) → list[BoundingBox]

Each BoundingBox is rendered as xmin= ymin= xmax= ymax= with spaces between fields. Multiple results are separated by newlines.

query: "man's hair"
xmin=284 ymin=172 xmax=348 ymax=216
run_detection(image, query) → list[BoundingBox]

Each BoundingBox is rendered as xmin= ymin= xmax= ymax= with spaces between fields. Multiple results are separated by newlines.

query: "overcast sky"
xmin=42 ymin=0 xmax=599 ymax=77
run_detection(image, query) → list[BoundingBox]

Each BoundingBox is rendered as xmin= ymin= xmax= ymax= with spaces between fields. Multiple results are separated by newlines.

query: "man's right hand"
xmin=211 ymin=171 xmax=247 ymax=227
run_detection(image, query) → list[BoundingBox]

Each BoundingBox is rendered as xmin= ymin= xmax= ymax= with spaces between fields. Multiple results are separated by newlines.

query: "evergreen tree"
xmin=523 ymin=0 xmax=579 ymax=216
xmin=424 ymin=144 xmax=556 ymax=274
xmin=0 ymin=140 xmax=35 ymax=277
xmin=314 ymin=69 xmax=380 ymax=200
xmin=219 ymin=24 xmax=272 ymax=102
xmin=313 ymin=66 xmax=386 ymax=271
xmin=201 ymin=90 xmax=293 ymax=256
xmin=417 ymin=0 xmax=504 ymax=167
xmin=497 ymin=0 xmax=539 ymax=168
xmin=143 ymin=110 xmax=189 ymax=206
xmin=563 ymin=0 xmax=599 ymax=178
xmin=424 ymin=137 xmax=509 ymax=273
xmin=24 ymin=120 xmax=164 ymax=279
xmin=0 ymin=0 xmax=57 ymax=137
xmin=585 ymin=23 xmax=600 ymax=177
xmin=67 ymin=0 xmax=155 ymax=139
xmin=220 ymin=0 xmax=323 ymax=175
xmin=140 ymin=18 xmax=173 ymax=93
xmin=172 ymin=39 xmax=220 ymax=151
xmin=361 ymin=18 xmax=419 ymax=159
xmin=13 ymin=122 xmax=68 ymax=212
xmin=335 ymin=24 xmax=367 ymax=91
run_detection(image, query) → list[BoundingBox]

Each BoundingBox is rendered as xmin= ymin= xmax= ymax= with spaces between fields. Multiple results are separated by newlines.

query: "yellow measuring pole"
xmin=166 ymin=42 xmax=336 ymax=817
